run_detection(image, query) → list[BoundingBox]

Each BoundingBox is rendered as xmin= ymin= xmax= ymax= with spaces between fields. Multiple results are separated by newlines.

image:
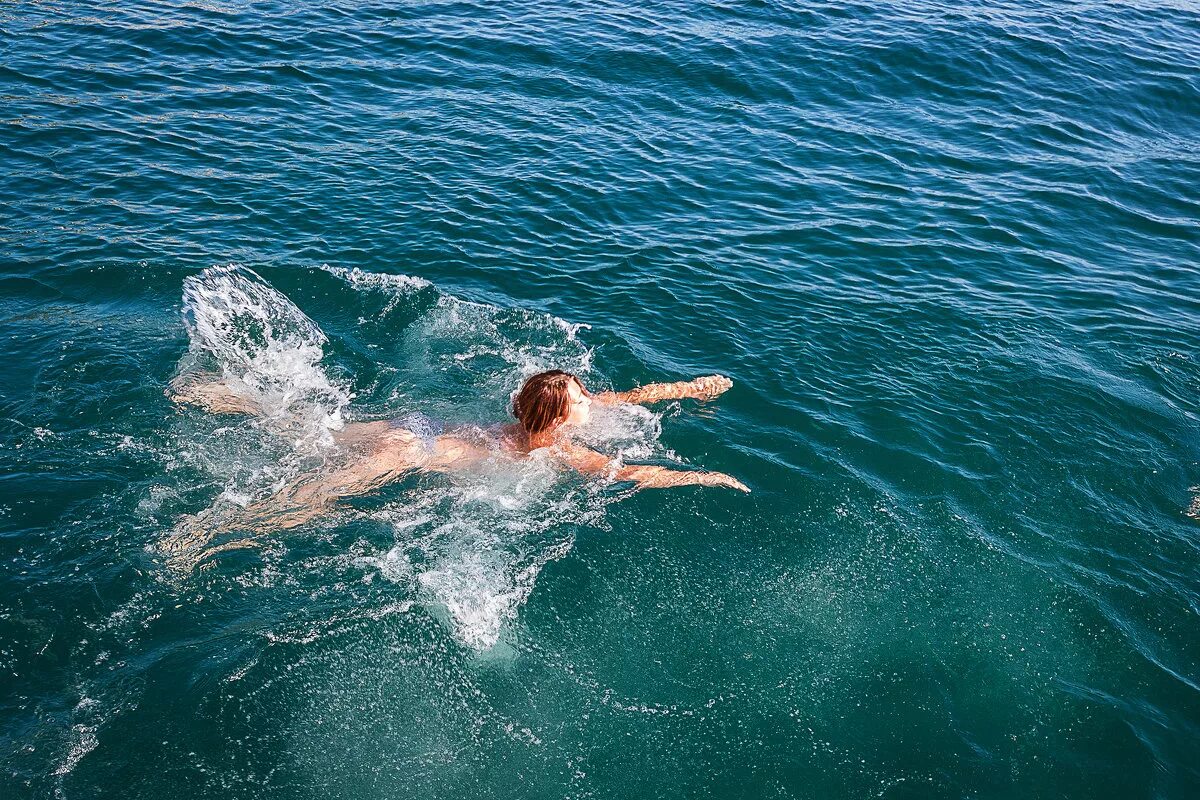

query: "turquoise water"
xmin=3 ymin=0 xmax=1200 ymax=796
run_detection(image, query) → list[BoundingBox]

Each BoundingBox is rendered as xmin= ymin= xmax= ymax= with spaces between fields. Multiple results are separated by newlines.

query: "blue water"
xmin=3 ymin=1 xmax=1200 ymax=797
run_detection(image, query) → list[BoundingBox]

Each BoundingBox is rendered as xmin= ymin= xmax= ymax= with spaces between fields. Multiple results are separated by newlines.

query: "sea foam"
xmin=172 ymin=264 xmax=678 ymax=650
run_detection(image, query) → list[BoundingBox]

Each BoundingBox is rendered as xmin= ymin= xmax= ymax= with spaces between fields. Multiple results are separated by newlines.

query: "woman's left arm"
xmin=555 ymin=441 xmax=749 ymax=492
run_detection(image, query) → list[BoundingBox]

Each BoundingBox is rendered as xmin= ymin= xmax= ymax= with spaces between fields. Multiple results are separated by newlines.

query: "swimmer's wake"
xmin=160 ymin=264 xmax=746 ymax=649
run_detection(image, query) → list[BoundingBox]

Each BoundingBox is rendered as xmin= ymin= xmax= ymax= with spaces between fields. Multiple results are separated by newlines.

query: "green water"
xmin=2 ymin=1 xmax=1199 ymax=797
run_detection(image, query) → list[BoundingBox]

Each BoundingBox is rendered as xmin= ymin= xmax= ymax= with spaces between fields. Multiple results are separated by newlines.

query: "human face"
xmin=564 ymin=378 xmax=592 ymax=427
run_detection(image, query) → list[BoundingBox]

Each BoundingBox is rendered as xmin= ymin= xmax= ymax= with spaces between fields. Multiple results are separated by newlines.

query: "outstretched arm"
xmin=594 ymin=375 xmax=732 ymax=406
xmin=556 ymin=441 xmax=749 ymax=492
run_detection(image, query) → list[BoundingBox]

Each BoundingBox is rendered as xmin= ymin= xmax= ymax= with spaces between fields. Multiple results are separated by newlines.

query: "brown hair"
xmin=512 ymin=370 xmax=580 ymax=435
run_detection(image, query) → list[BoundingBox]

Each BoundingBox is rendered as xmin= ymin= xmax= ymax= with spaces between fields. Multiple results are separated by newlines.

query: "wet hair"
xmin=512 ymin=370 xmax=581 ymax=435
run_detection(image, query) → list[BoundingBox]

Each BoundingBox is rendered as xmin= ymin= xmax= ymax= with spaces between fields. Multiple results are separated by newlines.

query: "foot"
xmin=169 ymin=377 xmax=261 ymax=415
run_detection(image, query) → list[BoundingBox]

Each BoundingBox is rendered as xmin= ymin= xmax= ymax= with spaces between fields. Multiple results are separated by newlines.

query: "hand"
xmin=699 ymin=471 xmax=750 ymax=492
xmin=688 ymin=374 xmax=733 ymax=400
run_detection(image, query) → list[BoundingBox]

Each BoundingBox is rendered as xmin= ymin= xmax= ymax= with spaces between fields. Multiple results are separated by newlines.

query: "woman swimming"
xmin=163 ymin=369 xmax=747 ymax=566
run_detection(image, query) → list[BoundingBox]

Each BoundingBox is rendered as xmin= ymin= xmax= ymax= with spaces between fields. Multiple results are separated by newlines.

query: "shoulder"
xmin=550 ymin=439 xmax=612 ymax=473
xmin=495 ymin=423 xmax=530 ymax=454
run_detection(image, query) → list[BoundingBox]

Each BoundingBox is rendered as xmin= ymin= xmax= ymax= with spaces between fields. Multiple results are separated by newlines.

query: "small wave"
xmin=318 ymin=264 xmax=432 ymax=315
xmin=318 ymin=264 xmax=432 ymax=292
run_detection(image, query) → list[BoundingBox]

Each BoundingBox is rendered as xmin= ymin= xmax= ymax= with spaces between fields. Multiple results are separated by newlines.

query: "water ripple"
xmin=3 ymin=0 xmax=1200 ymax=796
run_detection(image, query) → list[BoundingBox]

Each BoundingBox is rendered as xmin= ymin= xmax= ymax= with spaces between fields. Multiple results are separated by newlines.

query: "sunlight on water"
xmin=3 ymin=0 xmax=1198 ymax=795
xmin=164 ymin=265 xmax=683 ymax=649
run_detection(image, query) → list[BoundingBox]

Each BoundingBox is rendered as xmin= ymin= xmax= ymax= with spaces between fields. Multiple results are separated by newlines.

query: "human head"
xmin=512 ymin=370 xmax=592 ymax=435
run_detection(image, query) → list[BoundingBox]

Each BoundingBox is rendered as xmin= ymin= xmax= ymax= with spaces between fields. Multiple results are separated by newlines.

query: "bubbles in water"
xmin=574 ymin=401 xmax=676 ymax=463
xmin=359 ymin=450 xmax=604 ymax=651
xmin=52 ymin=724 xmax=97 ymax=777
xmin=167 ymin=264 xmax=681 ymax=650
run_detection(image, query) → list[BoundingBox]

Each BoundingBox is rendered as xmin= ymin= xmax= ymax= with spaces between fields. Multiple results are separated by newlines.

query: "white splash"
xmin=360 ymin=455 xmax=593 ymax=651
xmin=318 ymin=264 xmax=431 ymax=315
xmin=169 ymin=264 xmax=678 ymax=651
xmin=321 ymin=266 xmax=679 ymax=650
xmin=53 ymin=724 xmax=97 ymax=777
xmin=180 ymin=264 xmax=350 ymax=452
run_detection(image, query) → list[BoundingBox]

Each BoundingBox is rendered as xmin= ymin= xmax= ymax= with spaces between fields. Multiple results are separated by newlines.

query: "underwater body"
xmin=2 ymin=0 xmax=1199 ymax=797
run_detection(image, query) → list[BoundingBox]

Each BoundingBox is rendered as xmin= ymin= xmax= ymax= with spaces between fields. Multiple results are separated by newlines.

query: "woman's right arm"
xmin=556 ymin=442 xmax=749 ymax=492
xmin=613 ymin=464 xmax=750 ymax=492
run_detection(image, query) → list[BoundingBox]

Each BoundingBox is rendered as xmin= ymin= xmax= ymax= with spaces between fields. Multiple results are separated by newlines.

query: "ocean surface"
xmin=2 ymin=1 xmax=1199 ymax=797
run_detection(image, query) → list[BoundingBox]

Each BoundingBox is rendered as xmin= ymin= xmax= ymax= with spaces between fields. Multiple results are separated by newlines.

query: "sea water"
xmin=2 ymin=1 xmax=1198 ymax=797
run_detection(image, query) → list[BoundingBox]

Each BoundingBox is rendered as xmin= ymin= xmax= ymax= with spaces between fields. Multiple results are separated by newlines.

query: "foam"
xmin=318 ymin=265 xmax=432 ymax=315
xmin=53 ymin=724 xmax=97 ymax=777
xmin=170 ymin=264 xmax=682 ymax=650
xmin=360 ymin=457 xmax=596 ymax=651
xmin=180 ymin=264 xmax=350 ymax=453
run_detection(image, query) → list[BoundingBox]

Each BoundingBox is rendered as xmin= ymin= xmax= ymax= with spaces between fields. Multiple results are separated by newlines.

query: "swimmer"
xmin=163 ymin=370 xmax=747 ymax=566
